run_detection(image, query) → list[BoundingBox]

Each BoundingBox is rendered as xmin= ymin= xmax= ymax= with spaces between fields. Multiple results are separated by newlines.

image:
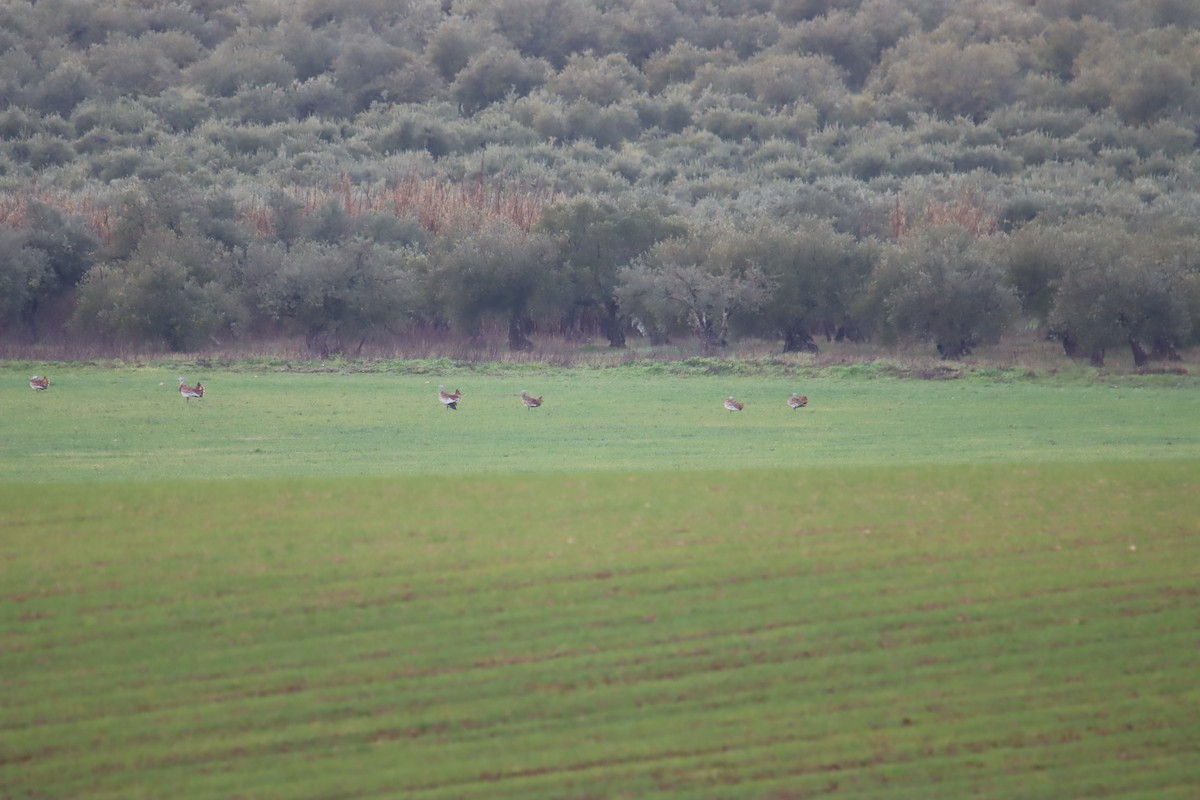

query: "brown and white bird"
xmin=178 ymin=376 xmax=204 ymax=401
xmin=29 ymin=375 xmax=49 ymax=391
xmin=438 ymin=384 xmax=462 ymax=410
xmin=788 ymin=393 xmax=808 ymax=409
xmin=520 ymin=390 xmax=543 ymax=410
xmin=724 ymin=396 xmax=744 ymax=412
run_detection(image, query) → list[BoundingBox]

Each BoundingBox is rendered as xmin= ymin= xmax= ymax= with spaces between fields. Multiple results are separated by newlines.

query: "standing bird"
xmin=724 ymin=396 xmax=744 ymax=412
xmin=520 ymin=390 xmax=543 ymax=410
xmin=438 ymin=384 xmax=463 ymax=410
xmin=178 ymin=376 xmax=204 ymax=401
xmin=29 ymin=375 xmax=49 ymax=391
xmin=788 ymin=393 xmax=808 ymax=409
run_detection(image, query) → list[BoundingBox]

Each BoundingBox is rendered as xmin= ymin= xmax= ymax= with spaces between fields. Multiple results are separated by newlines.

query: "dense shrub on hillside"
xmin=0 ymin=0 xmax=1196 ymax=362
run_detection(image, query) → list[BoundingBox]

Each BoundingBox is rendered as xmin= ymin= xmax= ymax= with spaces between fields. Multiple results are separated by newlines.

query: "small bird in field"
xmin=438 ymin=384 xmax=462 ymax=410
xmin=724 ymin=396 xmax=744 ymax=412
xmin=178 ymin=376 xmax=204 ymax=401
xmin=29 ymin=375 xmax=49 ymax=391
xmin=520 ymin=390 xmax=543 ymax=410
xmin=788 ymin=393 xmax=808 ymax=409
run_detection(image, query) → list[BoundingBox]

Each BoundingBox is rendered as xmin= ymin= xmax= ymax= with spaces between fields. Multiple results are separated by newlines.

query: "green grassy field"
xmin=2 ymin=363 xmax=1198 ymax=482
xmin=2 ymin=363 xmax=1198 ymax=798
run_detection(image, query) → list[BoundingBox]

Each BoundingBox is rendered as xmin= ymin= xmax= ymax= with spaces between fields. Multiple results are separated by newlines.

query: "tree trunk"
xmin=936 ymin=339 xmax=971 ymax=359
xmin=783 ymin=325 xmax=819 ymax=354
xmin=1129 ymin=336 xmax=1149 ymax=367
xmin=22 ymin=297 xmax=39 ymax=343
xmin=1150 ymin=336 xmax=1181 ymax=362
xmin=508 ymin=315 xmax=534 ymax=352
xmin=1056 ymin=330 xmax=1080 ymax=359
xmin=600 ymin=299 xmax=626 ymax=348
xmin=306 ymin=328 xmax=336 ymax=358
xmin=697 ymin=317 xmax=723 ymax=355
xmin=1053 ymin=330 xmax=1106 ymax=366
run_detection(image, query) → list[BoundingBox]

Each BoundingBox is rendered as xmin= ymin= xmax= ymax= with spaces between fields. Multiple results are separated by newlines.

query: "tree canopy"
xmin=1 ymin=0 xmax=1198 ymax=364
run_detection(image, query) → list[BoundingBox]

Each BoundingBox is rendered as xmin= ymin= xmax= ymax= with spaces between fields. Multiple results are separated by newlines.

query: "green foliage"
xmin=740 ymin=220 xmax=876 ymax=351
xmin=1047 ymin=218 xmax=1198 ymax=366
xmin=871 ymin=36 xmax=1024 ymax=121
xmin=71 ymin=230 xmax=245 ymax=351
xmin=548 ymin=51 xmax=643 ymax=106
xmin=450 ymin=47 xmax=548 ymax=114
xmin=425 ymin=15 xmax=493 ymax=82
xmin=20 ymin=201 xmax=99 ymax=298
xmin=332 ymin=33 xmax=438 ymax=111
xmin=792 ymin=0 xmax=923 ymax=88
xmin=537 ymin=195 xmax=687 ymax=346
xmin=186 ymin=38 xmax=295 ymax=99
xmin=0 ymin=227 xmax=50 ymax=339
xmin=0 ymin=0 xmax=1198 ymax=360
xmin=430 ymin=216 xmax=564 ymax=349
xmin=244 ymin=238 xmax=420 ymax=357
xmin=1004 ymin=222 xmax=1063 ymax=322
xmin=868 ymin=225 xmax=1019 ymax=359
xmin=1072 ymin=27 xmax=1200 ymax=124
xmin=562 ymin=99 xmax=641 ymax=148
xmin=617 ymin=227 xmax=774 ymax=352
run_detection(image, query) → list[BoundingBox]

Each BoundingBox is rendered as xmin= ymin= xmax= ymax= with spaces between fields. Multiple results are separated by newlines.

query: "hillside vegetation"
xmin=1 ymin=0 xmax=1199 ymax=365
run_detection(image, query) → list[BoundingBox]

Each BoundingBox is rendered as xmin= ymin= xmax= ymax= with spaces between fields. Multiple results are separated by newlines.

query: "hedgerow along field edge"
xmin=3 ymin=364 xmax=1199 ymax=483
xmin=2 ymin=463 xmax=1198 ymax=799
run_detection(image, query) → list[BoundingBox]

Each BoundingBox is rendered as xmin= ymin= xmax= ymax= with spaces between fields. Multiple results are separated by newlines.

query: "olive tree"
xmin=244 ymin=239 xmax=421 ymax=357
xmin=536 ymin=195 xmax=686 ymax=347
xmin=615 ymin=228 xmax=773 ymax=353
xmin=869 ymin=37 xmax=1024 ymax=122
xmin=866 ymin=225 xmax=1018 ymax=359
xmin=1004 ymin=222 xmax=1065 ymax=325
xmin=5 ymin=202 xmax=99 ymax=341
xmin=450 ymin=46 xmax=548 ymax=115
xmin=1047 ymin=221 xmax=1196 ymax=367
xmin=71 ymin=230 xmax=245 ymax=351
xmin=0 ymin=229 xmax=50 ymax=341
xmin=429 ymin=216 xmax=565 ymax=351
xmin=716 ymin=220 xmax=875 ymax=353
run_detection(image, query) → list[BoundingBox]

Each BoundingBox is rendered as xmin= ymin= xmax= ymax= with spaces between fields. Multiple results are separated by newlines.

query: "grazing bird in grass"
xmin=788 ymin=393 xmax=808 ymax=409
xmin=178 ymin=376 xmax=204 ymax=401
xmin=29 ymin=375 xmax=49 ymax=391
xmin=724 ymin=396 xmax=744 ymax=412
xmin=438 ymin=384 xmax=462 ymax=410
xmin=520 ymin=390 xmax=543 ymax=410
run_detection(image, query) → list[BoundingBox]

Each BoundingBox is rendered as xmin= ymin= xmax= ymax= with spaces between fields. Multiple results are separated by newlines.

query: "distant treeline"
xmin=1 ymin=0 xmax=1198 ymax=365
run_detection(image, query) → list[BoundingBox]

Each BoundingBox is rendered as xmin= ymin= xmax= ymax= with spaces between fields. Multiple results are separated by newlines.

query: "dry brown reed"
xmin=0 ymin=174 xmax=558 ymax=245
xmin=889 ymin=189 xmax=998 ymax=240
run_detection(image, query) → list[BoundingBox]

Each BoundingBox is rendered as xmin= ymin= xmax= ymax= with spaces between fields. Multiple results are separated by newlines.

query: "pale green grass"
xmin=2 ymin=365 xmax=1198 ymax=482
xmin=2 ymin=464 xmax=1198 ymax=798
